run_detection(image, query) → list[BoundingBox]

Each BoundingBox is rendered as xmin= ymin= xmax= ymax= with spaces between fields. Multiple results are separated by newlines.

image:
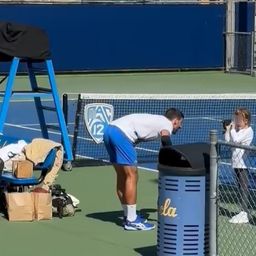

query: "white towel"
xmin=67 ymin=193 xmax=80 ymax=207
xmin=0 ymin=140 xmax=27 ymax=162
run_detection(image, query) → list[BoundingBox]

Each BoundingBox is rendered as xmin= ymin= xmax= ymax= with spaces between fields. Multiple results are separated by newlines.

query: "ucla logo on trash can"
xmin=84 ymin=103 xmax=114 ymax=144
xmin=159 ymin=198 xmax=178 ymax=218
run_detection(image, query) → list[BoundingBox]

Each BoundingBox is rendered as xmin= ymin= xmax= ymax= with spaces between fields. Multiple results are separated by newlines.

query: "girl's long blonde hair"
xmin=234 ymin=107 xmax=251 ymax=125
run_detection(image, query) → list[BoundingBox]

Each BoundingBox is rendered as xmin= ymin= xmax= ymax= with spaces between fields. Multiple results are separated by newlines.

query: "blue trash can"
xmin=157 ymin=143 xmax=210 ymax=256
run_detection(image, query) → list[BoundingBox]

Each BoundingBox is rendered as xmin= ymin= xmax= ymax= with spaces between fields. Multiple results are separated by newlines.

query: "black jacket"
xmin=0 ymin=22 xmax=51 ymax=61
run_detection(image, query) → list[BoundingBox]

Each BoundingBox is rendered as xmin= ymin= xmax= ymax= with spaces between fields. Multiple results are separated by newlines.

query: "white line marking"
xmin=4 ymin=123 xmax=67 ymax=137
xmin=135 ymin=146 xmax=158 ymax=153
xmin=75 ymin=154 xmax=158 ymax=172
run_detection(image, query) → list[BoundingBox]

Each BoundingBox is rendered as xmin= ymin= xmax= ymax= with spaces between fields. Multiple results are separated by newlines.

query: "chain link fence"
xmin=225 ymin=32 xmax=254 ymax=76
xmin=216 ymin=140 xmax=256 ymax=255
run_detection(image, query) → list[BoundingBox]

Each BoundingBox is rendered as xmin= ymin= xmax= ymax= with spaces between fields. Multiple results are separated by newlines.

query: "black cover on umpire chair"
xmin=0 ymin=22 xmax=51 ymax=61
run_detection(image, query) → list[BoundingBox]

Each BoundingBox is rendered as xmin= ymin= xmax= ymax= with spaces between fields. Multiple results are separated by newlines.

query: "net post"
xmin=62 ymin=93 xmax=68 ymax=125
xmin=61 ymin=93 xmax=68 ymax=148
xmin=72 ymin=93 xmax=82 ymax=161
xmin=209 ymin=130 xmax=218 ymax=256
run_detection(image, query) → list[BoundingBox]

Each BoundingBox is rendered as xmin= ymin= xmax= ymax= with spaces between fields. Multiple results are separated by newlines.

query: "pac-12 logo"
xmin=84 ymin=103 xmax=114 ymax=144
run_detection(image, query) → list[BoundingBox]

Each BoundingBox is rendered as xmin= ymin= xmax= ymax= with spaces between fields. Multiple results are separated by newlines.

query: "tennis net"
xmin=71 ymin=93 xmax=256 ymax=167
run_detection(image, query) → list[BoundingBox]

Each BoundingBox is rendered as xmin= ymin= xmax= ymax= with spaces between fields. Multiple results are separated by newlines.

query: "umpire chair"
xmin=0 ymin=22 xmax=72 ymax=170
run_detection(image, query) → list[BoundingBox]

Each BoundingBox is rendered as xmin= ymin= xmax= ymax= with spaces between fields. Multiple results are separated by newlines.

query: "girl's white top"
xmin=225 ymin=126 xmax=254 ymax=168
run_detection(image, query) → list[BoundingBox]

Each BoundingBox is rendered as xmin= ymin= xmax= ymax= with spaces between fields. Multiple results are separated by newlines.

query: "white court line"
xmin=4 ymin=123 xmax=94 ymax=143
xmin=5 ymin=124 xmax=159 ymax=171
xmin=11 ymin=122 xmax=75 ymax=127
xmin=135 ymin=146 xmax=158 ymax=153
xmin=139 ymin=166 xmax=158 ymax=172
xmin=201 ymin=117 xmax=223 ymax=122
xmin=75 ymin=154 xmax=158 ymax=172
xmin=9 ymin=120 xmax=253 ymax=174
xmin=5 ymin=123 xmax=65 ymax=136
xmin=185 ymin=116 xmax=222 ymax=121
xmin=5 ymin=116 xmax=229 ymax=131
xmin=76 ymin=135 xmax=93 ymax=142
xmin=7 ymin=116 xmax=227 ymax=127
xmin=1 ymin=98 xmax=55 ymax=103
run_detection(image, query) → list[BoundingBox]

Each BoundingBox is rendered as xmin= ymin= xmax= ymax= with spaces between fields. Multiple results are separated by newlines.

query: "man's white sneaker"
xmin=124 ymin=216 xmax=155 ymax=231
xmin=229 ymin=211 xmax=249 ymax=224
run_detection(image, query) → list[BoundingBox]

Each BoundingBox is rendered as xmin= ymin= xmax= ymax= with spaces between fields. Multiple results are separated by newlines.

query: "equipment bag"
xmin=50 ymin=184 xmax=79 ymax=218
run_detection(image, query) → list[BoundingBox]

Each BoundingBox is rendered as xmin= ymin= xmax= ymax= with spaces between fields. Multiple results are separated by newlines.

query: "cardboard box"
xmin=5 ymin=192 xmax=34 ymax=221
xmin=12 ymin=160 xmax=33 ymax=178
xmin=33 ymin=191 xmax=52 ymax=221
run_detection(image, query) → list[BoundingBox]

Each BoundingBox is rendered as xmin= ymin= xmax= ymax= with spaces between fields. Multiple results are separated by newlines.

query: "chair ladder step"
xmin=0 ymin=91 xmax=52 ymax=99
xmin=35 ymin=87 xmax=52 ymax=93
xmin=45 ymin=124 xmax=60 ymax=131
xmin=29 ymin=67 xmax=47 ymax=73
xmin=41 ymin=106 xmax=56 ymax=112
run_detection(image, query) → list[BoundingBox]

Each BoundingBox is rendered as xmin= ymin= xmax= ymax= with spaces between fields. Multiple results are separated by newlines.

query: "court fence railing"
xmin=210 ymin=130 xmax=256 ymax=256
xmin=0 ymin=0 xmax=226 ymax=3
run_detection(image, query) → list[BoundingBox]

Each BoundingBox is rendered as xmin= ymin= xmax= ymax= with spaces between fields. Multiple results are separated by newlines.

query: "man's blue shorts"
xmin=103 ymin=125 xmax=137 ymax=165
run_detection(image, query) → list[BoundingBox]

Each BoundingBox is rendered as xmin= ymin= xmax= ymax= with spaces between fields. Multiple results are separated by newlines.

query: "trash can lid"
xmin=158 ymin=143 xmax=210 ymax=170
xmin=0 ymin=22 xmax=51 ymax=61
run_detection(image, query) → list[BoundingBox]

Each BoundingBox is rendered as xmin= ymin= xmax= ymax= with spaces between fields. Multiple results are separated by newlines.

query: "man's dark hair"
xmin=165 ymin=108 xmax=184 ymax=120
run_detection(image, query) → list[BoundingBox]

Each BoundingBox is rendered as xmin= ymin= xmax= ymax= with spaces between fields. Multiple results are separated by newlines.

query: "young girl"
xmin=224 ymin=107 xmax=254 ymax=224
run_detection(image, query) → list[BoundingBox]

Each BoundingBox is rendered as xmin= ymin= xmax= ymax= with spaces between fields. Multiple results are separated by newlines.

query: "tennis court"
xmin=1 ymin=71 xmax=256 ymax=256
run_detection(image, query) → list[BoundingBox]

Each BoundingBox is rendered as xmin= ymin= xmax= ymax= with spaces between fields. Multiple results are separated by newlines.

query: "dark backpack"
xmin=51 ymin=184 xmax=77 ymax=218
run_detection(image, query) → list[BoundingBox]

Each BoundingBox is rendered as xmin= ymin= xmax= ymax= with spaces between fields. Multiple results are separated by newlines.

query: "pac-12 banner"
xmin=84 ymin=103 xmax=114 ymax=144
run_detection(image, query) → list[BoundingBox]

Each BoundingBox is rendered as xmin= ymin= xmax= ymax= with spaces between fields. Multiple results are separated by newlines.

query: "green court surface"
xmin=54 ymin=71 xmax=256 ymax=94
xmin=0 ymin=167 xmax=158 ymax=256
xmin=1 ymin=71 xmax=256 ymax=256
xmin=12 ymin=70 xmax=256 ymax=94
xmin=218 ymin=210 xmax=256 ymax=256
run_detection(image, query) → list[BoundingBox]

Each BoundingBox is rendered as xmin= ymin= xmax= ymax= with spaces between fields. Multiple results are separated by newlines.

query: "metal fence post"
xmin=209 ymin=130 xmax=218 ymax=256
xmin=225 ymin=0 xmax=235 ymax=72
xmin=250 ymin=31 xmax=255 ymax=76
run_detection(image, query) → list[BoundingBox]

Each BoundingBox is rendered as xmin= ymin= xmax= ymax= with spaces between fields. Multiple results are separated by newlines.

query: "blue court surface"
xmin=3 ymin=97 xmax=256 ymax=190
xmin=1 ymin=99 xmax=76 ymax=142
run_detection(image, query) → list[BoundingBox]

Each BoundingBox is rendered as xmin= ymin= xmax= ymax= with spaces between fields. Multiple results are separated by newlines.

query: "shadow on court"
xmin=219 ymin=206 xmax=239 ymax=219
xmin=86 ymin=208 xmax=157 ymax=227
xmin=134 ymin=245 xmax=157 ymax=256
xmin=219 ymin=206 xmax=256 ymax=226
xmin=149 ymin=178 xmax=158 ymax=184
xmin=86 ymin=210 xmax=124 ymax=227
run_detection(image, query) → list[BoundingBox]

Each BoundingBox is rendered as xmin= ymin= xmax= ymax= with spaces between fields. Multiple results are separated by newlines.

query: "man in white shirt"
xmin=224 ymin=107 xmax=254 ymax=224
xmin=103 ymin=108 xmax=184 ymax=231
